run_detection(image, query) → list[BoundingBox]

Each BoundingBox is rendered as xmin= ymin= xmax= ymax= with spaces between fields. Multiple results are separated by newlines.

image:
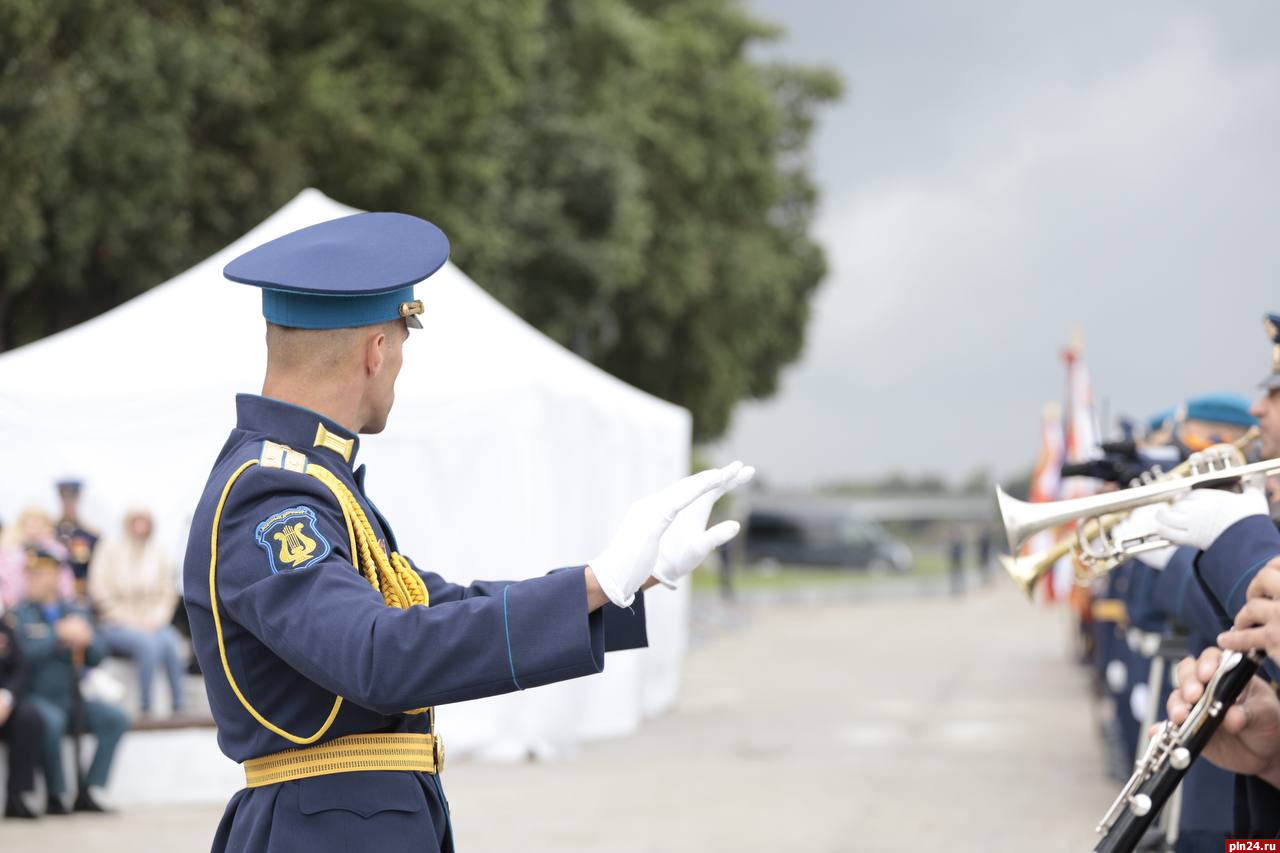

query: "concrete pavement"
xmin=2 ymin=580 xmax=1116 ymax=851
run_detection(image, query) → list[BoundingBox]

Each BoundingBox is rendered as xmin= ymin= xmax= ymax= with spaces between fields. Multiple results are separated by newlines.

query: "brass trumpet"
xmin=997 ymin=427 xmax=1261 ymax=597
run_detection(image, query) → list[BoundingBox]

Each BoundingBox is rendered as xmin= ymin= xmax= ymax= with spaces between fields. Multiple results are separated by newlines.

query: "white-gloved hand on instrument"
xmin=589 ymin=462 xmax=754 ymax=607
xmin=1151 ymin=483 xmax=1269 ymax=552
xmin=1109 ymin=503 xmax=1177 ymax=570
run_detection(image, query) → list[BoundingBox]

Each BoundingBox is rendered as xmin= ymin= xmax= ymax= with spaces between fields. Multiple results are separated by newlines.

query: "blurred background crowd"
xmin=0 ymin=479 xmax=197 ymax=819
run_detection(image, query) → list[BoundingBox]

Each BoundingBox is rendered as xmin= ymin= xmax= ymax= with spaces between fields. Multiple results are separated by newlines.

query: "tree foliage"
xmin=0 ymin=0 xmax=839 ymax=441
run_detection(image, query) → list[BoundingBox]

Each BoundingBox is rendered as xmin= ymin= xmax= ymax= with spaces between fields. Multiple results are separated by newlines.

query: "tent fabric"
xmin=0 ymin=189 xmax=693 ymax=760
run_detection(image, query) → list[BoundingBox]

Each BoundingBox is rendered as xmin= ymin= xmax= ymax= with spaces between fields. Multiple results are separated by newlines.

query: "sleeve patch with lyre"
xmin=255 ymin=506 xmax=332 ymax=574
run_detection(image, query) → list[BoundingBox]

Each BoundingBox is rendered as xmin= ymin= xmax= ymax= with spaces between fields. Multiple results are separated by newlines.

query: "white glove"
xmin=1151 ymin=486 xmax=1269 ymax=552
xmin=589 ymin=464 xmax=746 ymax=607
xmin=1108 ymin=503 xmax=1176 ymax=570
xmin=652 ymin=461 xmax=755 ymax=588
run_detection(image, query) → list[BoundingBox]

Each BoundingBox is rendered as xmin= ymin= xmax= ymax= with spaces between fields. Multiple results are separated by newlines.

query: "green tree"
xmin=0 ymin=0 xmax=839 ymax=442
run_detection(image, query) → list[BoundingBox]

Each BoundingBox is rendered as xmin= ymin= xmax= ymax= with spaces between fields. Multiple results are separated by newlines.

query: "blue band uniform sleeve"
xmin=1194 ymin=515 xmax=1280 ymax=618
xmin=602 ymin=591 xmax=648 ymax=652
xmin=406 ymin=558 xmax=648 ymax=654
xmin=1151 ymin=547 xmax=1230 ymax=643
xmin=207 ymin=465 xmax=609 ymax=728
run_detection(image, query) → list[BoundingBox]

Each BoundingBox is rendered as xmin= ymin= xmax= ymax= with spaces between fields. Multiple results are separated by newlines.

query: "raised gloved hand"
xmin=1109 ymin=503 xmax=1176 ymax=570
xmin=1151 ymin=485 xmax=1269 ymax=552
xmin=589 ymin=463 xmax=750 ymax=607
xmin=652 ymin=461 xmax=755 ymax=588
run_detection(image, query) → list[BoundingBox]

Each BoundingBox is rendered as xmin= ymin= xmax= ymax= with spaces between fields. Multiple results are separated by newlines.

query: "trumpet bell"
xmin=996 ymin=486 xmax=1036 ymax=554
xmin=999 ymin=552 xmax=1056 ymax=599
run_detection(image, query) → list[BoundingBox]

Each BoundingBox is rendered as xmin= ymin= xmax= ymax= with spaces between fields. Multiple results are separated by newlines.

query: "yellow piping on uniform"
xmin=210 ymin=459 xmax=343 ymax=745
xmin=209 ymin=448 xmax=433 ymax=746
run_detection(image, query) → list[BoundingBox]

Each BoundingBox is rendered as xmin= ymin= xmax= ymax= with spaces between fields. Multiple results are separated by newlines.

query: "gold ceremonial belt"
xmin=243 ymin=732 xmax=444 ymax=788
xmin=1091 ymin=598 xmax=1128 ymax=625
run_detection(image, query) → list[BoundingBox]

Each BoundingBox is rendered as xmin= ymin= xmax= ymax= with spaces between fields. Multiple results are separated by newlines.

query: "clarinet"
xmin=1093 ymin=648 xmax=1265 ymax=853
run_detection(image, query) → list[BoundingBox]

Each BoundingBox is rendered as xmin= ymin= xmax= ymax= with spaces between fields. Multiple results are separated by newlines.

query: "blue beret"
xmin=224 ymin=212 xmax=449 ymax=330
xmin=1261 ymin=313 xmax=1280 ymax=390
xmin=1182 ymin=393 xmax=1256 ymax=428
xmin=1146 ymin=407 xmax=1174 ymax=432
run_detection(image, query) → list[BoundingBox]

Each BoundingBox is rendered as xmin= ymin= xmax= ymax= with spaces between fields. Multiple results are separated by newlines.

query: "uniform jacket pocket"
xmin=297 ymin=772 xmax=425 ymax=819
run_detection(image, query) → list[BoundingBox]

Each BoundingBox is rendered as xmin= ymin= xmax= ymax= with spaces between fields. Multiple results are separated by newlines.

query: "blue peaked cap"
xmin=224 ymin=212 xmax=450 ymax=330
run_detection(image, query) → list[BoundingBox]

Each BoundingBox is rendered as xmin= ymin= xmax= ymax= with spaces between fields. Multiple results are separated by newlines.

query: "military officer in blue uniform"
xmin=54 ymin=480 xmax=98 ymax=595
xmin=1107 ymin=394 xmax=1258 ymax=852
xmin=1152 ymin=323 xmax=1280 ymax=637
xmin=1154 ymin=316 xmax=1280 ymax=841
xmin=182 ymin=211 xmax=753 ymax=852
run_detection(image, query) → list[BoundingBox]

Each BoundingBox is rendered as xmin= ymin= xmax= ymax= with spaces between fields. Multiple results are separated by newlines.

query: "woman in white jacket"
xmin=88 ymin=508 xmax=185 ymax=717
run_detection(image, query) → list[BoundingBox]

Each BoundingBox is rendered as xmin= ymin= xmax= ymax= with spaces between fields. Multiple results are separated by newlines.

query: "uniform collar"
xmin=235 ymin=394 xmax=361 ymax=468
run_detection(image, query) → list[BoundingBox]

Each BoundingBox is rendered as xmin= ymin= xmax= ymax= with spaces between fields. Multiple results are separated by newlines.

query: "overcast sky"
xmin=716 ymin=1 xmax=1280 ymax=488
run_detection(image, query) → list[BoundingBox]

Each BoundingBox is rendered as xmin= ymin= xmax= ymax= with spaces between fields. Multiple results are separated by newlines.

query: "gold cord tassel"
xmin=209 ymin=454 xmax=436 ymax=747
xmin=305 ymin=464 xmax=431 ymax=715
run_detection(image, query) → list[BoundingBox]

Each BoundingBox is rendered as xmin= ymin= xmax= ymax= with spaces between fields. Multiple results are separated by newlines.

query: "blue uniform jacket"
xmin=1149 ymin=547 xmax=1227 ymax=647
xmin=1136 ymin=548 xmax=1239 ymax=842
xmin=1186 ymin=517 xmax=1280 ymax=839
xmin=183 ymin=395 xmax=649 ymax=852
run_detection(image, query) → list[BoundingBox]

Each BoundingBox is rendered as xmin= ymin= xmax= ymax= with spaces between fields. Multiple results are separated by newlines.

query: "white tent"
xmin=0 ymin=189 xmax=693 ymax=761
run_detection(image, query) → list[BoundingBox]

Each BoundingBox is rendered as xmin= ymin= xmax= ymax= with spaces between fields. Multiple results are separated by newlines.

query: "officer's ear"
xmin=363 ymin=328 xmax=388 ymax=377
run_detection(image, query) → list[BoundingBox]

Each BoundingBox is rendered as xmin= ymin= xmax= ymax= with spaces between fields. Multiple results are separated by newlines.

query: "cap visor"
xmin=406 ymin=314 xmax=422 ymax=330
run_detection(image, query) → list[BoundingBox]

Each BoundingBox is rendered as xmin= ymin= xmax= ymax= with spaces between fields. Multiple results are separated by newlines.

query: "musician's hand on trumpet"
xmin=1150 ymin=479 xmax=1270 ymax=552
xmin=1108 ymin=504 xmax=1177 ymax=570
xmin=1166 ymin=647 xmax=1280 ymax=787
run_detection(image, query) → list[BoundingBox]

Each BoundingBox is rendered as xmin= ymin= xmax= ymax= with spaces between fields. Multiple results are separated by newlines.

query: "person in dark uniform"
xmin=182 ymin=212 xmax=754 ymax=853
xmin=1170 ymin=582 xmax=1280 ymax=842
xmin=1124 ymin=522 xmax=1239 ymax=851
xmin=54 ymin=480 xmax=98 ymax=596
xmin=1153 ymin=319 xmax=1280 ymax=617
xmin=14 ymin=549 xmax=129 ymax=814
xmin=1086 ymin=393 xmax=1257 ymax=850
xmin=0 ymin=601 xmax=43 ymax=819
xmin=947 ymin=526 xmax=966 ymax=595
xmin=1154 ymin=315 xmax=1280 ymax=840
xmin=975 ymin=526 xmax=993 ymax=581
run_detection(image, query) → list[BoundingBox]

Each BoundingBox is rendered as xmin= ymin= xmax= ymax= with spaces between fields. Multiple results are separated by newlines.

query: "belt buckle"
xmin=433 ymin=734 xmax=445 ymax=773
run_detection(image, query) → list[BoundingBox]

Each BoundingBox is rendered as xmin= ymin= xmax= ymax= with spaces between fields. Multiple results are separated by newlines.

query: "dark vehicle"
xmin=744 ymin=502 xmax=912 ymax=572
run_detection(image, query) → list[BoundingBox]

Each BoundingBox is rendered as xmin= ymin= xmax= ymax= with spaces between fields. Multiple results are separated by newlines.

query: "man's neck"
xmin=261 ymin=373 xmax=363 ymax=434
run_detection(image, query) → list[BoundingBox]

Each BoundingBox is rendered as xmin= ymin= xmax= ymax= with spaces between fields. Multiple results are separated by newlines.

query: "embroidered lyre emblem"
xmin=274 ymin=522 xmax=317 ymax=567
xmin=254 ymin=506 xmax=331 ymax=574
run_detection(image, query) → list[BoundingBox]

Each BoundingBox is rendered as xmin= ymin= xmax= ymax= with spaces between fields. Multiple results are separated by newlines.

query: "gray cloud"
xmin=718 ymin=2 xmax=1280 ymax=487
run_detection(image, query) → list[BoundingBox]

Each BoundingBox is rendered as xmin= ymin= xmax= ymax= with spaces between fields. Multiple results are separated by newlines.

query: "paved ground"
xmin=4 ymin=579 xmax=1115 ymax=852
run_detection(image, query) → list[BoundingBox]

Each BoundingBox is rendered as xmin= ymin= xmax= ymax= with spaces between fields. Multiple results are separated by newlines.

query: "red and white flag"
xmin=1024 ymin=402 xmax=1064 ymax=600
xmin=1055 ymin=335 xmax=1102 ymax=599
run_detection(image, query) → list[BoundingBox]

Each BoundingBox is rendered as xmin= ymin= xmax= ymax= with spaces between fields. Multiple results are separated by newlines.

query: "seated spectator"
xmin=54 ymin=480 xmax=99 ymax=598
xmin=0 ymin=507 xmax=75 ymax=610
xmin=14 ymin=549 xmax=128 ymax=814
xmin=88 ymin=507 xmax=186 ymax=717
xmin=0 ymin=601 xmax=43 ymax=819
